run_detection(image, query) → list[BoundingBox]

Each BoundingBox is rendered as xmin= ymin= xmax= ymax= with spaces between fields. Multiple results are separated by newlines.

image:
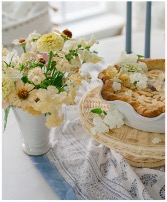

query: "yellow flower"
xmin=2 ymin=74 xmax=14 ymax=102
xmin=36 ymin=33 xmax=64 ymax=53
xmin=8 ymin=81 xmax=37 ymax=110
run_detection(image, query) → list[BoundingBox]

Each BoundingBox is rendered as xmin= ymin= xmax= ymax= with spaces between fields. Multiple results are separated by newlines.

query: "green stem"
xmin=47 ymin=51 xmax=53 ymax=70
xmin=22 ymin=45 xmax=26 ymax=53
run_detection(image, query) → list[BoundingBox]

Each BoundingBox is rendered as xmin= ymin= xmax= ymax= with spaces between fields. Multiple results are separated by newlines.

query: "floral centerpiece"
xmin=2 ymin=29 xmax=102 ymax=130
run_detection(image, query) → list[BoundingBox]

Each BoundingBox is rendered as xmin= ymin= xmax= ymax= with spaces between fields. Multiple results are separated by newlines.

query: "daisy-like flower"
xmin=36 ymin=33 xmax=64 ymax=53
xmin=8 ymin=81 xmax=37 ymax=110
xmin=62 ymin=29 xmax=72 ymax=39
xmin=2 ymin=74 xmax=14 ymax=102
xmin=12 ymin=38 xmax=27 ymax=45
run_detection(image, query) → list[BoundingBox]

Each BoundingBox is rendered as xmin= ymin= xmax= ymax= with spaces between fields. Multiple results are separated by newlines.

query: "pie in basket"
xmin=98 ymin=52 xmax=165 ymax=118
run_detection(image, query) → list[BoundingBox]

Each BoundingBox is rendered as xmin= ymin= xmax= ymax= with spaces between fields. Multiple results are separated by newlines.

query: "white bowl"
xmin=99 ymin=84 xmax=165 ymax=134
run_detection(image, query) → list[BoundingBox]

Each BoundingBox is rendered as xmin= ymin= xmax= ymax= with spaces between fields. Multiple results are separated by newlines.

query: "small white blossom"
xmin=27 ymin=31 xmax=41 ymax=41
xmin=129 ymin=73 xmax=148 ymax=89
xmin=125 ymin=89 xmax=133 ymax=97
xmin=152 ymin=137 xmax=161 ymax=144
xmin=88 ymin=35 xmax=99 ymax=47
xmin=138 ymin=61 xmax=148 ymax=72
xmin=112 ymin=79 xmax=122 ymax=91
xmin=91 ymin=107 xmax=124 ymax=135
xmin=78 ymin=49 xmax=102 ymax=64
xmin=104 ymin=108 xmax=124 ymax=129
xmin=91 ymin=116 xmax=109 ymax=135
xmin=116 ymin=51 xmax=138 ymax=67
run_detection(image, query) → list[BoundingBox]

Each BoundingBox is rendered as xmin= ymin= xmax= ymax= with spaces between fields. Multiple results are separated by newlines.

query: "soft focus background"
xmin=2 ymin=1 xmax=165 ymax=52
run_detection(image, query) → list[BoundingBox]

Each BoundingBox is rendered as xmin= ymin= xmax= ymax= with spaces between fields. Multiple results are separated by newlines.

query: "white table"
xmin=2 ymin=31 xmax=165 ymax=200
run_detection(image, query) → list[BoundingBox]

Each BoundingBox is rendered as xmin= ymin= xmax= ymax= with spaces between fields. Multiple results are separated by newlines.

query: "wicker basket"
xmin=79 ymin=85 xmax=165 ymax=168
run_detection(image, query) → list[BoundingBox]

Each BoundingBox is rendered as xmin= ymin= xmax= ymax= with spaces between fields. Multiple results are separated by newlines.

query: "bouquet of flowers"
xmin=2 ymin=29 xmax=102 ymax=130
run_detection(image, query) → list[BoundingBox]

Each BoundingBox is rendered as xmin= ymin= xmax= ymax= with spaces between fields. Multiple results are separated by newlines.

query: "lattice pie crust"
xmin=98 ymin=59 xmax=165 ymax=118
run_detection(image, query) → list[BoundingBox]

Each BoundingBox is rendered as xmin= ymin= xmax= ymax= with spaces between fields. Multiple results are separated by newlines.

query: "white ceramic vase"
xmin=13 ymin=107 xmax=51 ymax=155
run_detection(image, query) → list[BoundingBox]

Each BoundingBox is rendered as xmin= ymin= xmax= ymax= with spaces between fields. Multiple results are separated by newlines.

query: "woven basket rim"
xmin=79 ymin=85 xmax=165 ymax=168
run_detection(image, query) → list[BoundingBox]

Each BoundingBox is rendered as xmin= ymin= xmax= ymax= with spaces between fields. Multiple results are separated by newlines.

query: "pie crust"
xmin=98 ymin=59 xmax=165 ymax=118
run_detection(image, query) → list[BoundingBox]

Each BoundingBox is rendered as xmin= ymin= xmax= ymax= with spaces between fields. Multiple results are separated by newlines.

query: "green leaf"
xmin=78 ymin=44 xmax=82 ymax=48
xmin=137 ymin=54 xmax=144 ymax=58
xmin=21 ymin=76 xmax=28 ymax=83
xmin=103 ymin=110 xmax=107 ymax=115
xmin=91 ymin=108 xmax=107 ymax=115
xmin=3 ymin=106 xmax=11 ymax=132
xmin=91 ymin=108 xmax=103 ymax=114
xmin=133 ymin=80 xmax=138 ymax=85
